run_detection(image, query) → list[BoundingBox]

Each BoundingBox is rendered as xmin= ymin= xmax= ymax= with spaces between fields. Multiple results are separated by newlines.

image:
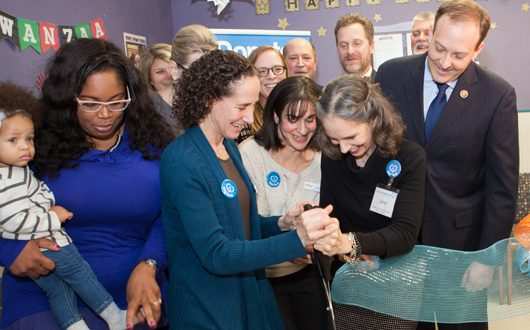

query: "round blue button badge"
xmin=221 ymin=179 xmax=238 ymax=198
xmin=266 ymin=171 xmax=281 ymax=188
xmin=386 ymin=160 xmax=402 ymax=179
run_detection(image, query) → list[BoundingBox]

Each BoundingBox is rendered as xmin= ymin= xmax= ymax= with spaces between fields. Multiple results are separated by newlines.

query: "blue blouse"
xmin=0 ymin=131 xmax=167 ymax=329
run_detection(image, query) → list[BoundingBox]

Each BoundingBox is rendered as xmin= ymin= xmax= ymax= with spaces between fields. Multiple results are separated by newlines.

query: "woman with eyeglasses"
xmin=239 ymin=76 xmax=330 ymax=330
xmin=0 ymin=38 xmax=174 ymax=330
xmin=237 ymin=46 xmax=287 ymax=143
xmin=139 ymin=43 xmax=180 ymax=135
xmin=171 ymin=24 xmax=218 ymax=82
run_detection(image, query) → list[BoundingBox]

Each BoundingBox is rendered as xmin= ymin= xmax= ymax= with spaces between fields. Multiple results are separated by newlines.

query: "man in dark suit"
xmin=335 ymin=13 xmax=376 ymax=81
xmin=375 ymin=0 xmax=519 ymax=329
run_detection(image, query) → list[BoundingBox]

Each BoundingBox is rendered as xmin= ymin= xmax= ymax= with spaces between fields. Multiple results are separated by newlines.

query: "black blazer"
xmin=375 ymin=54 xmax=519 ymax=251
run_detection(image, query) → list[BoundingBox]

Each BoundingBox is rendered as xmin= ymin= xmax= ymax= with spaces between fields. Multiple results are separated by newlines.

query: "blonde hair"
xmin=171 ymin=24 xmax=217 ymax=66
xmin=139 ymin=43 xmax=172 ymax=91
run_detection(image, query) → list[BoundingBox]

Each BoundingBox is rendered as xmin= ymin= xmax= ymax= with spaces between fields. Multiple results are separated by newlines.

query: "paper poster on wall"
xmin=373 ymin=33 xmax=406 ymax=71
xmin=210 ymin=28 xmax=311 ymax=57
xmin=405 ymin=32 xmax=413 ymax=56
xmin=123 ymin=32 xmax=147 ymax=60
xmin=371 ymin=21 xmax=412 ymax=70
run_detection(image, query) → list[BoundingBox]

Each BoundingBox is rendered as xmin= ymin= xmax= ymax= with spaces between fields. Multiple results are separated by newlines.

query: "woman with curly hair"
xmin=312 ymin=75 xmax=426 ymax=330
xmin=0 ymin=38 xmax=174 ymax=330
xmin=161 ymin=50 xmax=338 ymax=330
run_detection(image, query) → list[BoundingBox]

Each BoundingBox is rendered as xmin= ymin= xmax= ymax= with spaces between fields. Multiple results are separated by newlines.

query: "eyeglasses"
xmin=76 ymin=87 xmax=131 ymax=113
xmin=255 ymin=65 xmax=286 ymax=77
xmin=176 ymin=62 xmax=189 ymax=71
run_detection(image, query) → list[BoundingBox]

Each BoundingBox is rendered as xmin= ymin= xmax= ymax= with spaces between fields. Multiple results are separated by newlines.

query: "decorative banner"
xmin=211 ymin=28 xmax=311 ymax=57
xmin=0 ymin=10 xmax=18 ymax=46
xmin=255 ymin=0 xmax=270 ymax=15
xmin=90 ymin=18 xmax=107 ymax=39
xmin=74 ymin=23 xmax=92 ymax=39
xmin=17 ymin=17 xmax=40 ymax=53
xmin=285 ymin=0 xmax=300 ymax=12
xmin=305 ymin=0 xmax=319 ymax=10
xmin=39 ymin=21 xmax=59 ymax=53
xmin=325 ymin=0 xmax=340 ymax=9
xmin=59 ymin=25 xmax=76 ymax=45
xmin=346 ymin=0 xmax=361 ymax=6
xmin=0 ymin=9 xmax=106 ymax=55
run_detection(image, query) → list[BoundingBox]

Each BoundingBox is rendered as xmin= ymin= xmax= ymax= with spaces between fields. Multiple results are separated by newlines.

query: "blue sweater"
xmin=161 ymin=126 xmax=306 ymax=330
xmin=0 ymin=132 xmax=167 ymax=329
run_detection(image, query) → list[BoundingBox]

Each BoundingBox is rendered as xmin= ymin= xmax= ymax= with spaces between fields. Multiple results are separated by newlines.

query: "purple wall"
xmin=171 ymin=0 xmax=529 ymax=109
xmin=0 ymin=0 xmax=173 ymax=91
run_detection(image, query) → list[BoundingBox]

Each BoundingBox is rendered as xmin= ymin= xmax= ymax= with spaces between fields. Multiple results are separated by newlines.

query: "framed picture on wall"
xmin=123 ymin=32 xmax=147 ymax=66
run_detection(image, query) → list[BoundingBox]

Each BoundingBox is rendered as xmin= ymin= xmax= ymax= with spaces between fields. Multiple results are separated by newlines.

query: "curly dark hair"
xmin=317 ymin=75 xmax=404 ymax=159
xmin=174 ymin=49 xmax=256 ymax=128
xmin=33 ymin=38 xmax=174 ymax=178
xmin=0 ymin=82 xmax=39 ymax=121
xmin=255 ymin=76 xmax=321 ymax=151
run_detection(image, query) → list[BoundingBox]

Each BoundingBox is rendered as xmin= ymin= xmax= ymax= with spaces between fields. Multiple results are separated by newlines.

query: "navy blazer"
xmin=161 ymin=126 xmax=306 ymax=330
xmin=376 ymin=54 xmax=519 ymax=251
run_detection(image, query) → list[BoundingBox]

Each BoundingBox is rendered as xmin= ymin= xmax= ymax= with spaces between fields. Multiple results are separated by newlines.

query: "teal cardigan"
xmin=161 ymin=126 xmax=306 ymax=330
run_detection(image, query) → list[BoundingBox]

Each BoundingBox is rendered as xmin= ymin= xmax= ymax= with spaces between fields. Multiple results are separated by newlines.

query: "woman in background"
xmin=171 ymin=24 xmax=217 ymax=81
xmin=237 ymin=46 xmax=287 ymax=143
xmin=239 ymin=76 xmax=328 ymax=330
xmin=139 ymin=43 xmax=179 ymax=134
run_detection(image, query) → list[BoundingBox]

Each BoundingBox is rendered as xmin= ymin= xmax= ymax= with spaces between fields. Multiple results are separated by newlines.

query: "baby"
xmin=0 ymin=83 xmax=125 ymax=330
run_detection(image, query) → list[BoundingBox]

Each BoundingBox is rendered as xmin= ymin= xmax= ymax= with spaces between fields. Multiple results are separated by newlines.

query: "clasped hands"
xmin=280 ymin=204 xmax=351 ymax=256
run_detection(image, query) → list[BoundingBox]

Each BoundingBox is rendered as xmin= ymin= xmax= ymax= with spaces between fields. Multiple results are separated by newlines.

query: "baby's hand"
xmin=50 ymin=205 xmax=73 ymax=223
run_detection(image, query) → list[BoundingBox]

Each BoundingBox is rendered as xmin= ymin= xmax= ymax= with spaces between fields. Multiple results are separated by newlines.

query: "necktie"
xmin=425 ymin=82 xmax=449 ymax=142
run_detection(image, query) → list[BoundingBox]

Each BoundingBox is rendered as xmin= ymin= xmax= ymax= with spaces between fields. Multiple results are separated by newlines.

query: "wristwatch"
xmin=342 ymin=232 xmax=360 ymax=264
xmin=143 ymin=258 xmax=158 ymax=271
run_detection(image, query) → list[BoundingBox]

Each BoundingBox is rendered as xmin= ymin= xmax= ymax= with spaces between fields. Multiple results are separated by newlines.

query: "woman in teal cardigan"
xmin=160 ymin=50 xmax=338 ymax=329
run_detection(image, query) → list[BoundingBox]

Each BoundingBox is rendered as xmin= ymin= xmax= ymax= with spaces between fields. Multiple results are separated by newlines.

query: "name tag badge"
xmin=369 ymin=184 xmax=399 ymax=218
xmin=303 ymin=181 xmax=320 ymax=193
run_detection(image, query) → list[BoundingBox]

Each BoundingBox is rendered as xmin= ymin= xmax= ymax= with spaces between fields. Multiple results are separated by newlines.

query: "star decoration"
xmin=490 ymin=22 xmax=497 ymax=30
xmin=277 ymin=18 xmax=289 ymax=30
xmin=373 ymin=14 xmax=382 ymax=23
xmin=317 ymin=26 xmax=327 ymax=37
xmin=523 ymin=3 xmax=529 ymax=12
